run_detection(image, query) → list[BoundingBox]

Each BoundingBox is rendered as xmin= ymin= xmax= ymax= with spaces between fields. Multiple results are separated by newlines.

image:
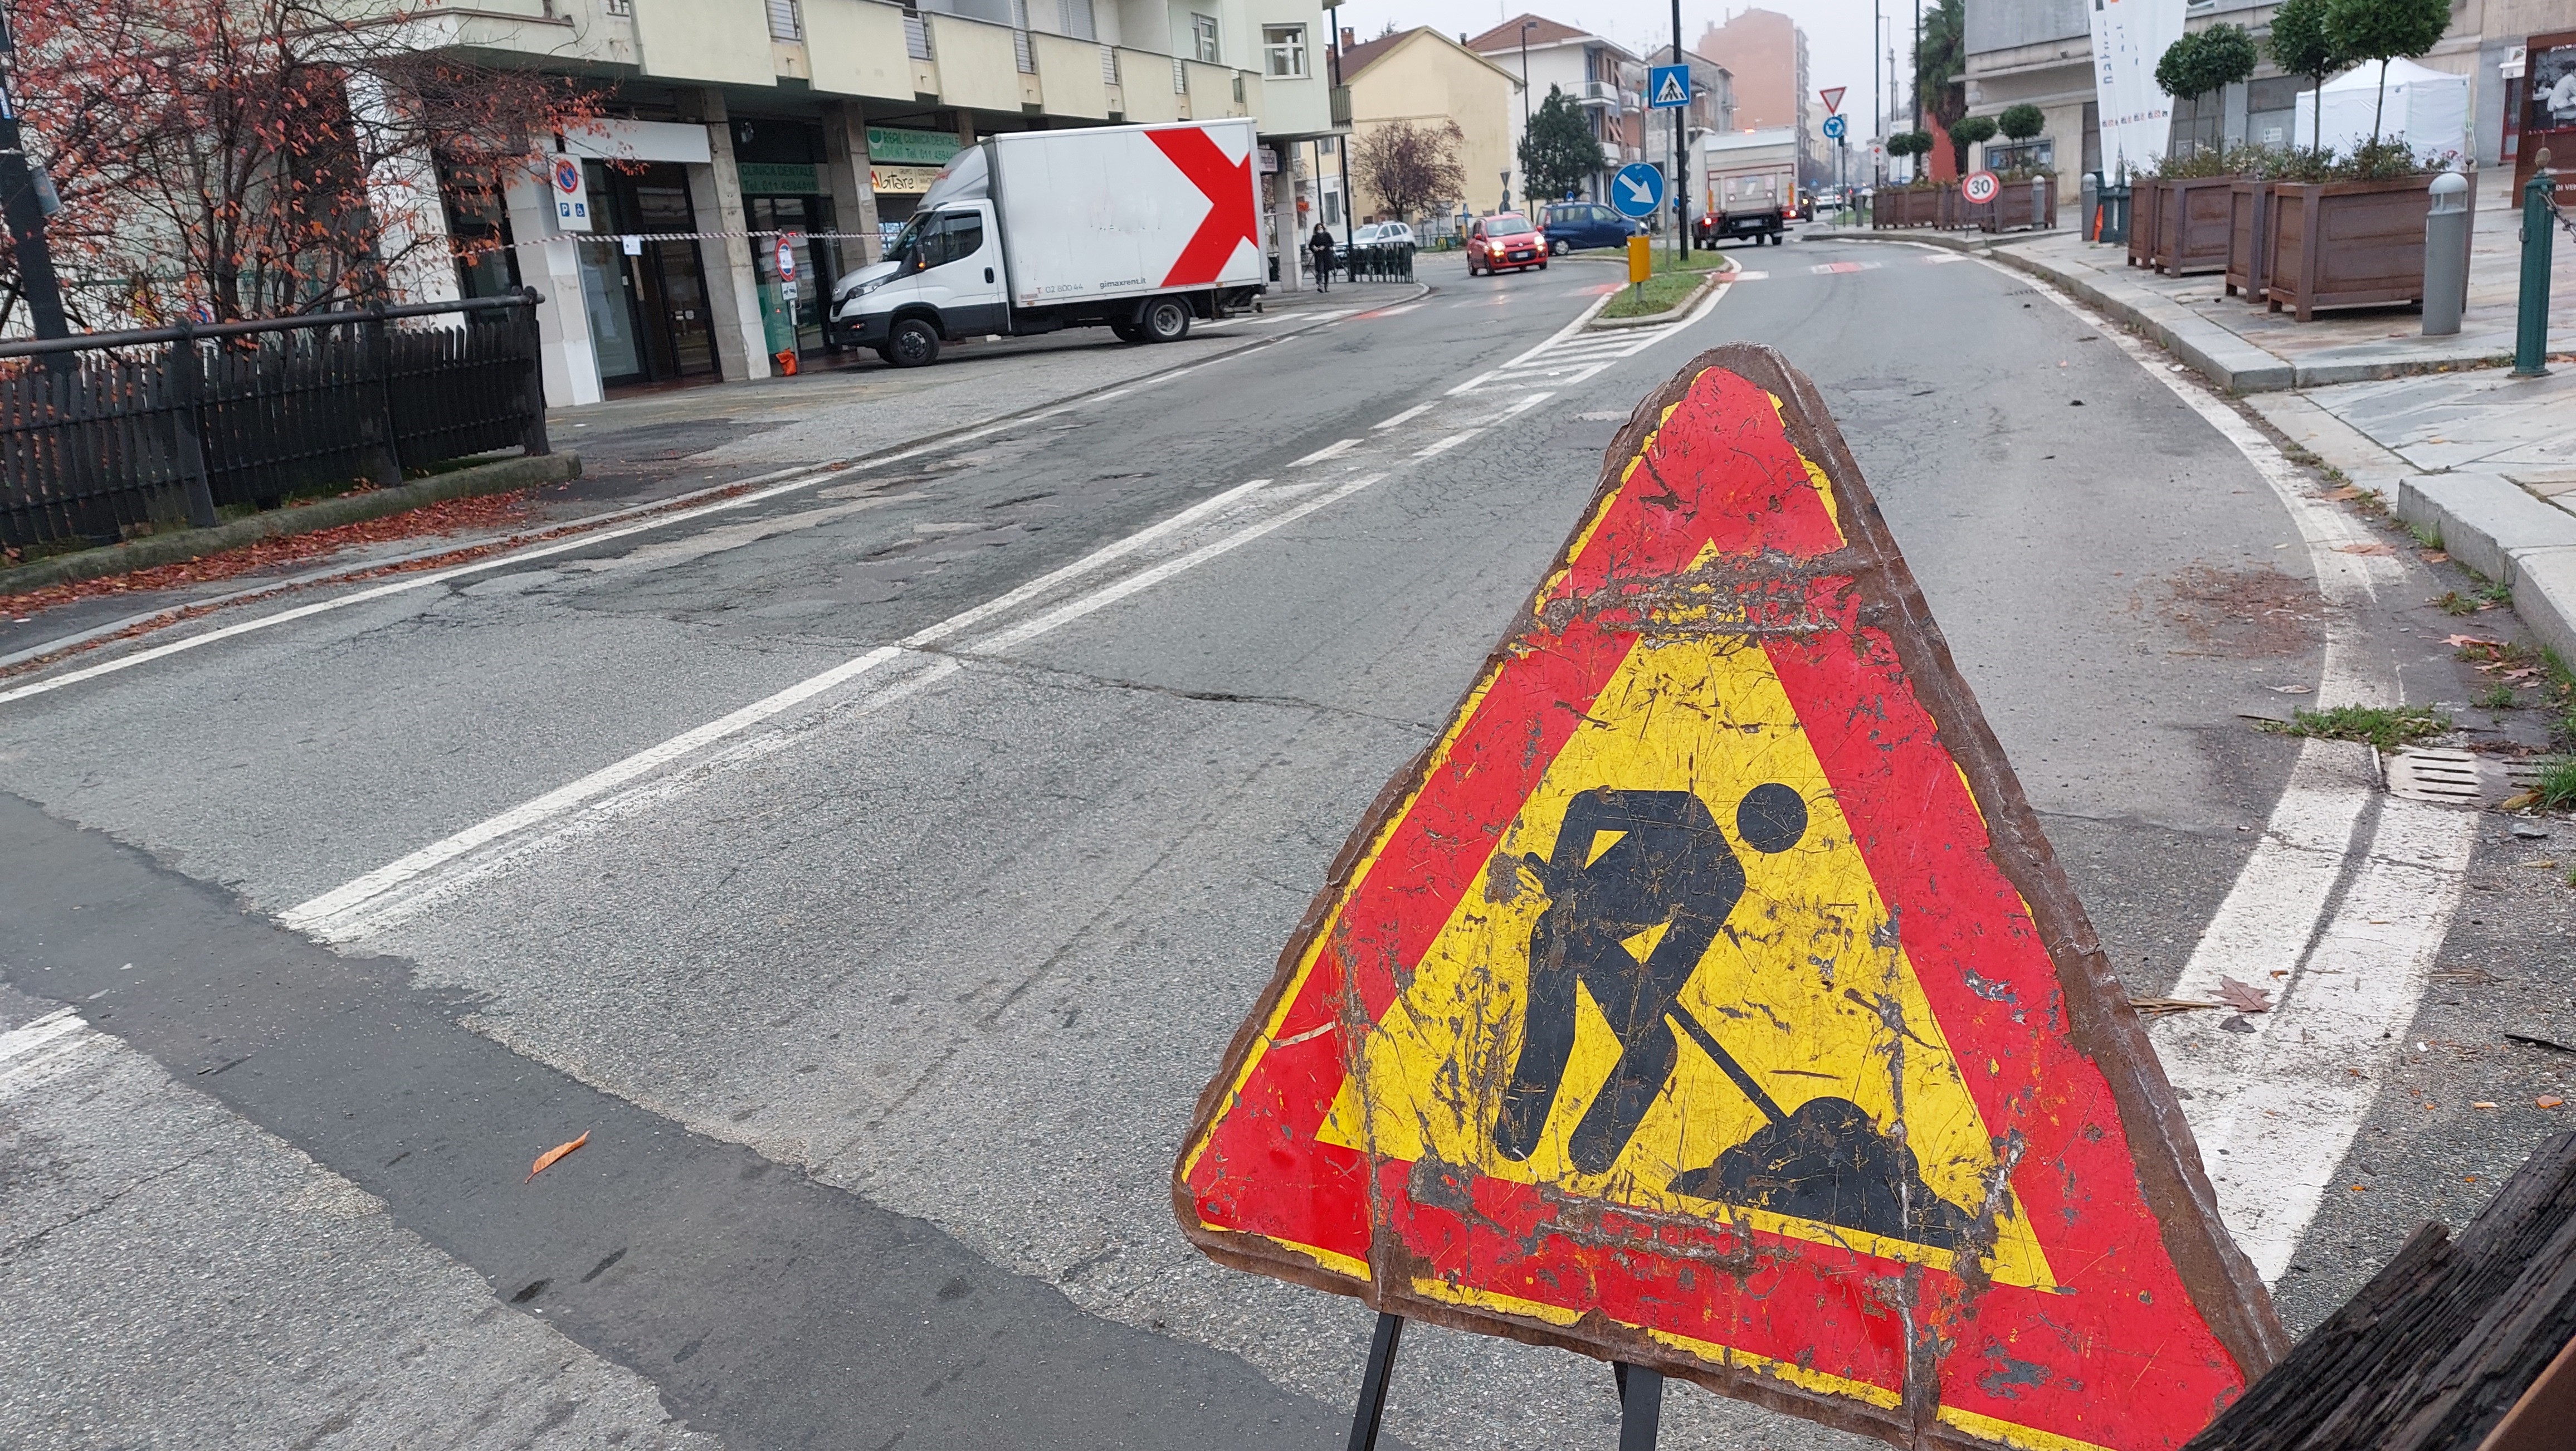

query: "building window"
xmin=1059 ymin=0 xmax=1094 ymax=41
xmin=601 ymin=0 xmax=631 ymax=13
xmin=1191 ymin=12 xmax=1219 ymax=64
xmin=1263 ymin=25 xmax=1306 ymax=78
xmin=765 ymin=0 xmax=801 ymax=40
xmin=1318 ymin=134 xmax=1334 ymax=156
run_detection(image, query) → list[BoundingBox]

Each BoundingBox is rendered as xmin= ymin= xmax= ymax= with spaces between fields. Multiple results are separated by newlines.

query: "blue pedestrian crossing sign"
xmin=1822 ymin=114 xmax=1848 ymax=141
xmin=1648 ymin=64 xmax=1691 ymax=110
xmin=1611 ymin=162 xmax=1666 ymax=218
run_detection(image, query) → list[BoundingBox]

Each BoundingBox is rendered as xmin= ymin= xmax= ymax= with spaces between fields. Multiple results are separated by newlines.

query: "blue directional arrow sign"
xmin=1647 ymin=64 xmax=1691 ymax=110
xmin=1611 ymin=162 xmax=1666 ymax=218
xmin=1822 ymin=114 xmax=1848 ymax=141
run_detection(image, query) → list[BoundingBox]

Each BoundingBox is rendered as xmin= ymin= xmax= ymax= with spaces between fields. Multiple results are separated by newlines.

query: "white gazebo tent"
xmin=2290 ymin=58 xmax=2471 ymax=160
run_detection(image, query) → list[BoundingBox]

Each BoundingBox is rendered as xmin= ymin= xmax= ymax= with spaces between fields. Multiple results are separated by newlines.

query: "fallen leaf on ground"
xmin=2130 ymin=996 xmax=2222 ymax=1016
xmin=2217 ymin=976 xmax=2274 ymax=1014
xmin=2316 ymin=486 xmax=2363 ymax=501
xmin=2542 ymin=1096 xmax=2567 ymax=1109
xmin=2446 ymin=634 xmax=2501 ymax=649
xmin=2502 ymin=792 xmax=2546 ymax=813
xmin=2420 ymin=550 xmax=2450 ymax=563
xmin=526 ymin=1131 xmax=590 ymax=1182
xmin=2473 ymin=1101 xmax=2499 ymax=1109
xmin=2335 ymin=541 xmax=2396 ymax=556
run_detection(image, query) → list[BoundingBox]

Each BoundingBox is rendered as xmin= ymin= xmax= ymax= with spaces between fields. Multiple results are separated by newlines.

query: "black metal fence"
xmin=1344 ymin=244 xmax=1416 ymax=283
xmin=0 ymin=290 xmax=550 ymax=552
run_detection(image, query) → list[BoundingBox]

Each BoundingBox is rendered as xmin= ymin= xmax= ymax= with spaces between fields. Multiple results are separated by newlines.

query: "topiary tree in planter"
xmin=1886 ymin=129 xmax=1931 ymax=182
xmin=1997 ymin=104 xmax=2046 ymax=145
xmin=2268 ymin=0 xmax=2350 ymax=155
xmin=2155 ymin=25 xmax=2259 ymax=160
xmin=1949 ymin=114 xmax=1997 ymax=174
xmin=2323 ymin=0 xmax=2450 ymax=150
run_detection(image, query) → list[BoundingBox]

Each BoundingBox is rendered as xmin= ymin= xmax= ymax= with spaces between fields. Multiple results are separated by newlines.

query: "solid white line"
xmin=0 ymin=1009 xmax=82 ymax=1065
xmin=1501 ymin=392 xmax=1555 ymax=416
xmin=283 ymin=475 xmax=1285 ymax=936
xmin=1372 ymin=403 xmax=1434 ymax=430
xmin=1414 ymin=431 xmax=1480 ymax=459
xmin=969 ymin=473 xmax=1387 ymax=657
xmin=1290 ymin=438 xmax=1363 ymax=466
xmin=279 ymin=645 xmax=909 ymax=934
xmin=2006 ymin=256 xmax=2467 ymax=1284
xmin=1 ymin=333 xmax=1319 ymax=708
xmin=0 ymin=469 xmax=838 ymax=708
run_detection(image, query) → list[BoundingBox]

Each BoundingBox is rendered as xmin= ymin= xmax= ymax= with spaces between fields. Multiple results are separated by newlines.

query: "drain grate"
xmin=2385 ymin=747 xmax=2543 ymax=809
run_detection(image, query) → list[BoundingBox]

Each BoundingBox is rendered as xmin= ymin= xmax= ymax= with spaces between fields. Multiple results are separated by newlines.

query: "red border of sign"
xmin=1174 ymin=345 xmax=2286 ymax=1449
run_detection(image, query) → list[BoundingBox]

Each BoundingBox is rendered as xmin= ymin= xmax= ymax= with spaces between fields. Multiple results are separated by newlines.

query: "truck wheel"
xmin=885 ymin=318 xmax=941 ymax=367
xmin=1111 ymin=322 xmax=1146 ymax=343
xmin=1142 ymin=298 xmax=1192 ymax=343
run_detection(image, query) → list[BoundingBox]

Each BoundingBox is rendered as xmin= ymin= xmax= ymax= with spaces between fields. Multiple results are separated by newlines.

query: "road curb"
xmin=1808 ymin=226 xmax=2516 ymax=393
xmin=2393 ymin=473 xmax=2576 ymax=666
xmin=0 ymin=452 xmax=583 ymax=599
xmin=1585 ymin=260 xmax=1736 ymax=330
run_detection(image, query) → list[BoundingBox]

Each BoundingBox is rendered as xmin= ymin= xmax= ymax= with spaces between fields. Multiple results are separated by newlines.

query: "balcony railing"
xmin=1014 ymin=29 xmax=1035 ymax=72
xmin=905 ymin=12 xmax=932 ymax=59
xmin=1329 ymin=84 xmax=1350 ymax=126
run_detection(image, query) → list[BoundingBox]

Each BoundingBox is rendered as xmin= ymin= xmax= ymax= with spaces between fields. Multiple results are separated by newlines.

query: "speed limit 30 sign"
xmin=1962 ymin=169 xmax=2001 ymax=205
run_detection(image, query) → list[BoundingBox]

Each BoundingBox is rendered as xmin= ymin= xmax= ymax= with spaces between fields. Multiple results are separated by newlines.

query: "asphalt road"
xmin=5 ymin=238 xmax=2572 ymax=1450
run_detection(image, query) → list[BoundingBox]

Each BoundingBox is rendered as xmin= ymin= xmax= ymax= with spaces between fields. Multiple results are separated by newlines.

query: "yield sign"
xmin=1821 ymin=85 xmax=1847 ymax=115
xmin=1175 ymin=345 xmax=2285 ymax=1449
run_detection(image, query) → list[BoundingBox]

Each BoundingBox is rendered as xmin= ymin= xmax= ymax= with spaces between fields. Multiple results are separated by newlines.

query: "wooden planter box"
xmin=2266 ymin=176 xmax=2439 ymax=322
xmin=2158 ymin=175 xmax=2238 ymax=275
xmin=2224 ymin=179 xmax=2276 ymax=301
xmin=1972 ymin=174 xmax=2060 ymax=232
xmin=2127 ymin=179 xmax=2165 ymax=267
xmin=1871 ymin=187 xmax=1944 ymax=229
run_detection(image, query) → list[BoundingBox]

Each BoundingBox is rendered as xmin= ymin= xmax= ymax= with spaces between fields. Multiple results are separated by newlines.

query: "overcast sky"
xmin=1331 ymin=0 xmax=1905 ymax=137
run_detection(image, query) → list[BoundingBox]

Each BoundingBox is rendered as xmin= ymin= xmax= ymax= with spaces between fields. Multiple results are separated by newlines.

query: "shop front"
xmin=866 ymin=124 xmax=967 ymax=245
xmin=579 ymin=160 xmax=721 ymax=385
xmin=2511 ymin=31 xmax=2576 ymax=197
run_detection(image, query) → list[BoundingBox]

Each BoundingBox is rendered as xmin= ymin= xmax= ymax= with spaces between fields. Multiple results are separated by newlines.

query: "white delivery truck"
xmin=827 ymin=119 xmax=1267 ymax=367
xmin=1693 ymin=126 xmax=1800 ymax=247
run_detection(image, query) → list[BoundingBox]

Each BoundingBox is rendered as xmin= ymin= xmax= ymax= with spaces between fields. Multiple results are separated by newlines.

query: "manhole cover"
xmin=2385 ymin=747 xmax=2541 ymax=809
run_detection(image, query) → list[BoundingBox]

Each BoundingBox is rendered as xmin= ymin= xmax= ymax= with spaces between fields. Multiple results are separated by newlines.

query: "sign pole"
xmin=1671 ymin=0 xmax=1688 ymax=267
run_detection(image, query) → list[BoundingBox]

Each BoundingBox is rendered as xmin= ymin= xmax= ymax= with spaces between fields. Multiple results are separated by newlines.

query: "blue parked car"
xmin=1539 ymin=201 xmax=1646 ymax=254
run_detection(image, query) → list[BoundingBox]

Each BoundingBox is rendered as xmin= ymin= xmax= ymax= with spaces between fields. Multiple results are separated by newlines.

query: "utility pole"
xmin=1329 ymin=3 xmax=1352 ymax=249
xmin=0 ymin=7 xmax=71 ymax=344
xmin=1912 ymin=0 xmax=1921 ymax=145
xmin=1671 ymin=0 xmax=1688 ymax=264
xmin=1872 ymin=0 xmax=1882 ymax=182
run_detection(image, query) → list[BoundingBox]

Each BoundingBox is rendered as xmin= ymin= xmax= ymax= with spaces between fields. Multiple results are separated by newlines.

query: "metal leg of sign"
xmin=1615 ymin=1362 xmax=1663 ymax=1450
xmin=1345 ymin=1312 xmax=1406 ymax=1451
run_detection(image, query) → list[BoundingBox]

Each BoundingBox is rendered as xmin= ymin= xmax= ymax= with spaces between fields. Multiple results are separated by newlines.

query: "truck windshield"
xmin=884 ymin=213 xmax=928 ymax=269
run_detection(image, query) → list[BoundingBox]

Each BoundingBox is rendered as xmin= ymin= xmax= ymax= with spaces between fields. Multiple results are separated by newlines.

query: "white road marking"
xmin=2004 ymin=256 xmax=2471 ymax=1284
xmin=1413 ymin=431 xmax=1480 ymax=459
xmin=282 ymin=473 xmax=1346 ymax=939
xmin=0 ymin=1009 xmax=99 ymax=1097
xmin=1372 ymin=403 xmax=1434 ymax=430
xmin=1290 ymin=438 xmax=1363 ymax=466
xmin=0 ymin=333 xmax=1331 ymax=707
xmin=1501 ymin=392 xmax=1555 ymax=416
xmin=969 ymin=474 xmax=1387 ymax=657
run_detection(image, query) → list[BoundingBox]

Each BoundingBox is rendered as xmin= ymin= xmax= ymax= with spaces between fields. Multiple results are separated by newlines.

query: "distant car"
xmin=1334 ymin=221 xmax=1417 ymax=262
xmin=1539 ymin=201 xmax=1645 ymax=254
xmin=1467 ymin=212 xmax=1547 ymax=276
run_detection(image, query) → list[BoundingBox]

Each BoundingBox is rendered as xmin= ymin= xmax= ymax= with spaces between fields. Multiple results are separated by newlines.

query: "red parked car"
xmin=1467 ymin=212 xmax=1549 ymax=276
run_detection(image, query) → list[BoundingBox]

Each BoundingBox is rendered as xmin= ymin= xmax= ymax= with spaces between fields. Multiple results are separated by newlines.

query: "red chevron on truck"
xmin=827 ymin=119 xmax=1266 ymax=368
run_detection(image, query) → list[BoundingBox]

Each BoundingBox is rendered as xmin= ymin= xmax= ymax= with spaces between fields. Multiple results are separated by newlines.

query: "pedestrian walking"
xmin=1308 ymin=222 xmax=1335 ymax=293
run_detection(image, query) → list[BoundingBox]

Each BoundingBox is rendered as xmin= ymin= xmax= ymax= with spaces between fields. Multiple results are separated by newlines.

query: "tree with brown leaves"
xmin=1353 ymin=118 xmax=1469 ymax=225
xmin=7 ymin=0 xmax=607 ymax=328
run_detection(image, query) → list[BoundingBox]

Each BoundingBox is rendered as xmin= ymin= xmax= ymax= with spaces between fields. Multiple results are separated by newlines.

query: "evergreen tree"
xmin=1518 ymin=86 xmax=1598 ymax=205
xmin=2324 ymin=0 xmax=2450 ymax=149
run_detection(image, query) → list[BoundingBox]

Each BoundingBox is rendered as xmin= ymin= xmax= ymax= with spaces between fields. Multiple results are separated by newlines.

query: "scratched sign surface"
xmin=1173 ymin=347 xmax=2286 ymax=1450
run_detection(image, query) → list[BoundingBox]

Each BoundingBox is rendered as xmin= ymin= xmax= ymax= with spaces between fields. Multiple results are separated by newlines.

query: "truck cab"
xmin=827 ymin=202 xmax=1007 ymax=366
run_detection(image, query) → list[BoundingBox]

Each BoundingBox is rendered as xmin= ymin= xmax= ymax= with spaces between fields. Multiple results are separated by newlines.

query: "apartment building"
xmin=404 ymin=0 xmax=1334 ymax=405
xmin=1695 ymin=8 xmax=1816 ymax=183
xmin=1334 ymin=27 xmax=1524 ymax=221
xmin=1465 ymin=14 xmax=1645 ymax=208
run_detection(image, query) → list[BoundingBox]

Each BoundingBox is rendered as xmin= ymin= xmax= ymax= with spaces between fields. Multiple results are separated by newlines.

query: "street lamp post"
xmin=1519 ymin=20 xmax=1536 ymax=209
xmin=0 ymin=8 xmax=70 ymax=346
xmin=1329 ymin=3 xmax=1352 ymax=251
xmin=1670 ymin=0 xmax=1689 ymax=264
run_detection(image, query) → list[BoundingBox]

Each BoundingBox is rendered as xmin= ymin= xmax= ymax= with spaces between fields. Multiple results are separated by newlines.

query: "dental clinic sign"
xmin=2089 ymin=0 xmax=2187 ymax=178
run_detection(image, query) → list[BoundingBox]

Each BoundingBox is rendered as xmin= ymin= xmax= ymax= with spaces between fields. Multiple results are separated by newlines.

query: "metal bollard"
xmin=2515 ymin=148 xmax=2557 ymax=377
xmin=2081 ymin=171 xmax=2100 ymax=241
xmin=2422 ymin=167 xmax=2472 ymax=337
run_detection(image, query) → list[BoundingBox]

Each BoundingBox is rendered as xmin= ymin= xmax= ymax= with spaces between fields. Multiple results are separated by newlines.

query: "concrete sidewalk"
xmin=1805 ymin=171 xmax=2576 ymax=666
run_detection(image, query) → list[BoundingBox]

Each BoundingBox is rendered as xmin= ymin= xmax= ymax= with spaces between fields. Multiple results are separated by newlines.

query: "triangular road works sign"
xmin=1175 ymin=346 xmax=2286 ymax=1450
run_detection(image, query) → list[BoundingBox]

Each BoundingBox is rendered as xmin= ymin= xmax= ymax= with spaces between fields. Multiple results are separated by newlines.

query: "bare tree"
xmin=1352 ymin=118 xmax=1468 ymax=225
xmin=10 ymin=0 xmax=607 ymax=327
